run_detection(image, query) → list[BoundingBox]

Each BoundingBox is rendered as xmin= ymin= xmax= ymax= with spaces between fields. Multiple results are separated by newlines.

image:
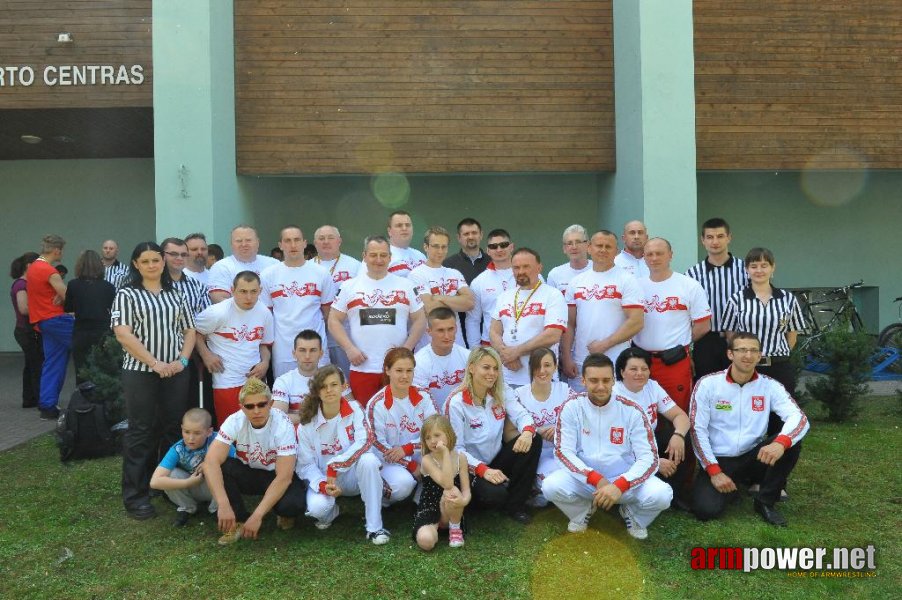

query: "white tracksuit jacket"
xmin=295 ymin=398 xmax=373 ymax=494
xmin=366 ymin=385 xmax=437 ymax=473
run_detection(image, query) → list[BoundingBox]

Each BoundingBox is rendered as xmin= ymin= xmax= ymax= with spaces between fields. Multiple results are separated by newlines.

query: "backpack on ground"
xmin=55 ymin=381 xmax=121 ymax=461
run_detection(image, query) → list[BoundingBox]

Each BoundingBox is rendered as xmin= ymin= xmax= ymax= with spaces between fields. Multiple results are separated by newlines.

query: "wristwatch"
xmin=179 ymin=356 xmax=190 ymax=368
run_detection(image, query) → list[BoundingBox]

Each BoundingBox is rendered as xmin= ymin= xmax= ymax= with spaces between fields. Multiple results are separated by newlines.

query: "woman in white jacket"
xmin=295 ymin=365 xmax=390 ymax=545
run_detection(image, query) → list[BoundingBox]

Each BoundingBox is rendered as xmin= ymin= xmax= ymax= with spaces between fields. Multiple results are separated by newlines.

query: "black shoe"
xmin=506 ymin=509 xmax=532 ymax=525
xmin=127 ymin=503 xmax=157 ymax=521
xmin=670 ymin=497 xmax=691 ymax=512
xmin=22 ymin=401 xmax=37 ymax=409
xmin=149 ymin=489 xmax=163 ymax=499
xmin=39 ymin=408 xmax=60 ymax=421
xmin=754 ymin=500 xmax=786 ymax=527
xmin=173 ymin=511 xmax=191 ymax=527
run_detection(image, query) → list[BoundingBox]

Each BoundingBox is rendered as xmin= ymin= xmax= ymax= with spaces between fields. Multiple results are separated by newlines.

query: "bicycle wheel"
xmin=877 ymin=323 xmax=902 ymax=373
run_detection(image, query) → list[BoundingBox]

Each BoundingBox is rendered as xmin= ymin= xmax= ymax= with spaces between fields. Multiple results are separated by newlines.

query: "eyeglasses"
xmin=731 ymin=347 xmax=761 ymax=355
xmin=487 ymin=241 xmax=511 ymax=250
xmin=164 ymin=251 xmax=189 ymax=258
xmin=241 ymin=400 xmax=270 ymax=410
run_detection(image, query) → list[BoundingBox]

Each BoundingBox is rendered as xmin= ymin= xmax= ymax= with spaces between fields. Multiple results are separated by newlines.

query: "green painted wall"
xmin=0 ymin=158 xmax=155 ymax=351
xmin=697 ymin=170 xmax=902 ymax=332
xmin=241 ymin=173 xmax=601 ymax=271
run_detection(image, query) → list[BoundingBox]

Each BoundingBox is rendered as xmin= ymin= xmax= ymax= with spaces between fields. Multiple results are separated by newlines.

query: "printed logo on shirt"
xmin=333 ymin=271 xmax=353 ymax=283
xmin=348 ymin=289 xmax=410 ymax=309
xmin=531 ymin=407 xmax=560 ymax=428
xmin=715 ymin=399 xmax=733 ymax=411
xmin=345 ymin=424 xmax=355 ymax=442
xmin=491 ymin=404 xmax=506 ymax=421
xmin=610 ymin=427 xmax=624 ymax=445
xmin=321 ymin=439 xmax=343 ymax=456
xmin=428 ymin=279 xmax=459 ymax=295
xmin=582 ymin=427 xmax=591 ymax=436
xmin=428 ymin=369 xmax=464 ymax=390
xmin=237 ymin=442 xmax=277 ymax=466
xmin=643 ymin=295 xmax=689 ymax=313
xmin=468 ymin=417 xmax=483 ymax=430
xmin=647 ymin=404 xmax=659 ymax=426
xmin=751 ymin=396 xmax=765 ymax=412
xmin=359 ymin=307 xmax=397 ymax=326
xmin=216 ymin=325 xmax=266 ymax=342
xmin=398 ymin=415 xmax=420 ymax=434
xmin=499 ymin=302 xmax=546 ymax=319
xmin=574 ymin=284 xmax=623 ymax=302
xmin=272 ymin=281 xmax=321 ymax=299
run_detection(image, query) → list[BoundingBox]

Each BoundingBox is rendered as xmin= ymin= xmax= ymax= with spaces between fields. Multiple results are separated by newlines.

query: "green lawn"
xmin=1 ymin=397 xmax=898 ymax=599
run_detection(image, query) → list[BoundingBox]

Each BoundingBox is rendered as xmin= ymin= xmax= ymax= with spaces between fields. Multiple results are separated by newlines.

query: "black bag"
xmin=55 ymin=382 xmax=120 ymax=461
xmin=658 ymin=345 xmax=688 ymax=366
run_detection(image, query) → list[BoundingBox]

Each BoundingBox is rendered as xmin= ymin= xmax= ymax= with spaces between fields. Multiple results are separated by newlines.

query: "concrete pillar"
xmin=152 ymin=0 xmax=246 ymax=244
xmin=602 ymin=0 xmax=698 ymax=270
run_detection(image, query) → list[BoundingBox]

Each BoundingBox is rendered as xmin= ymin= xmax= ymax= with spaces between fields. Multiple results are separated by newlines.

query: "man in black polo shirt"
xmin=686 ymin=218 xmax=749 ymax=380
xmin=443 ymin=217 xmax=491 ymax=347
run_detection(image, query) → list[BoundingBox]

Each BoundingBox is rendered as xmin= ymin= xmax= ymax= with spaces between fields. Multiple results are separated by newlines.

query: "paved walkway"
xmin=0 ymin=352 xmax=898 ymax=454
xmin=0 ymin=353 xmax=75 ymax=452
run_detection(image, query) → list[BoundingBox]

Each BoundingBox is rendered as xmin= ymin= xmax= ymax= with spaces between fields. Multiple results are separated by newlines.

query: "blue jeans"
xmin=38 ymin=314 xmax=74 ymax=410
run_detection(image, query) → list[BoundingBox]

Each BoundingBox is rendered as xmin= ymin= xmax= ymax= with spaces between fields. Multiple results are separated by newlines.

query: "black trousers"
xmin=692 ymin=331 xmax=729 ymax=381
xmin=471 ymin=435 xmax=543 ymax=512
xmin=121 ymin=369 xmax=189 ymax=509
xmin=692 ymin=436 xmax=802 ymax=521
xmin=221 ymin=457 xmax=307 ymax=521
xmin=654 ymin=418 xmax=694 ymax=502
xmin=71 ymin=327 xmax=110 ymax=384
xmin=757 ymin=359 xmax=798 ymax=435
xmin=13 ymin=327 xmax=43 ymax=407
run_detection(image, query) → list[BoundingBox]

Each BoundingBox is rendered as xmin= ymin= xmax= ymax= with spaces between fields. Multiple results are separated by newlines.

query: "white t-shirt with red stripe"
xmin=408 ymin=264 xmax=469 ymax=349
xmin=491 ymin=282 xmax=568 ymax=386
xmin=207 ymin=254 xmax=279 ymax=296
xmin=331 ymin=273 xmax=424 ymax=373
xmin=633 ymin=272 xmax=712 ymax=351
xmin=547 ymin=261 xmax=593 ymax=297
xmin=566 ymin=266 xmax=643 ymax=365
xmin=388 ymin=245 xmax=426 ymax=278
xmin=612 ymin=380 xmax=675 ymax=431
xmin=413 ymin=343 xmax=469 ymax=412
xmin=215 ymin=409 xmax=297 ymax=472
xmin=194 ymin=298 xmax=274 ymax=389
xmin=466 ymin=264 xmax=516 ymax=348
xmin=314 ymin=254 xmax=362 ymax=350
xmin=260 ymin=261 xmax=336 ymax=368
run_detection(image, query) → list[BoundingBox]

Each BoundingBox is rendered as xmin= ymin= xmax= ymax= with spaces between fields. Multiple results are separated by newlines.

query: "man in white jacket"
xmin=542 ymin=353 xmax=672 ymax=539
xmin=689 ymin=331 xmax=809 ymax=527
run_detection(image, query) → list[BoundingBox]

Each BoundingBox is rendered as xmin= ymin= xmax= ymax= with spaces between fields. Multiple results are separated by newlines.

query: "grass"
xmin=1 ymin=396 xmax=899 ymax=599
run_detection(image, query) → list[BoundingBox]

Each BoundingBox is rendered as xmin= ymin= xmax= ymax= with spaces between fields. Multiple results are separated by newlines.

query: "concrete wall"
xmin=0 ymin=158 xmax=155 ymax=351
xmin=697 ymin=170 xmax=902 ymax=331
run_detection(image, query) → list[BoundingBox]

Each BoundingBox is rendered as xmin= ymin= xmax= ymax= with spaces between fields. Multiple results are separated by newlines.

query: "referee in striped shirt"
xmin=686 ymin=218 xmax=749 ymax=379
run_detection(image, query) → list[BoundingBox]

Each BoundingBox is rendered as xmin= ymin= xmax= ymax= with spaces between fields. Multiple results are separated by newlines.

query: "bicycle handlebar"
xmin=826 ymin=280 xmax=864 ymax=296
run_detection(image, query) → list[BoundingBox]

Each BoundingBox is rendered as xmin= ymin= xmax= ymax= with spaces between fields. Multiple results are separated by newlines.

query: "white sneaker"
xmin=367 ymin=528 xmax=391 ymax=545
xmin=567 ymin=520 xmax=588 ymax=533
xmin=618 ymin=505 xmax=648 ymax=540
xmin=314 ymin=504 xmax=340 ymax=530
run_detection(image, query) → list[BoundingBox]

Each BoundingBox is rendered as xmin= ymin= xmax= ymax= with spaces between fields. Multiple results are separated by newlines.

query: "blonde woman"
xmin=445 ymin=347 xmax=540 ymax=524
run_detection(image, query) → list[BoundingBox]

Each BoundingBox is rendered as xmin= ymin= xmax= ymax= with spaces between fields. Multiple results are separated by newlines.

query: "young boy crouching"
xmin=150 ymin=408 xmax=232 ymax=527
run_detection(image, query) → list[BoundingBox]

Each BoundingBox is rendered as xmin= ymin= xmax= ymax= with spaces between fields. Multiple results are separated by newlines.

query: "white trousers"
xmin=305 ymin=453 xmax=384 ymax=533
xmin=379 ymin=462 xmax=417 ymax=506
xmin=164 ymin=468 xmax=217 ymax=513
xmin=542 ymin=467 xmax=672 ymax=529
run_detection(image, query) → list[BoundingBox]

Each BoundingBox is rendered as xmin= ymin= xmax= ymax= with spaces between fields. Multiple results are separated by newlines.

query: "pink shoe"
xmin=448 ymin=527 xmax=465 ymax=548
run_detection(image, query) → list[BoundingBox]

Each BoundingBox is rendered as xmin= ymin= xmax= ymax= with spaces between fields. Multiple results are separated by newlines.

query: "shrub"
xmin=803 ymin=328 xmax=872 ymax=422
xmin=78 ymin=335 xmax=125 ymax=422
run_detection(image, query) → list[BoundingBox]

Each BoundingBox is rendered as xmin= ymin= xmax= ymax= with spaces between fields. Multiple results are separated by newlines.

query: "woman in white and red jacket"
xmin=445 ymin=346 xmax=541 ymax=524
xmin=367 ymin=347 xmax=437 ymax=506
xmin=295 ymin=365 xmax=391 ymax=545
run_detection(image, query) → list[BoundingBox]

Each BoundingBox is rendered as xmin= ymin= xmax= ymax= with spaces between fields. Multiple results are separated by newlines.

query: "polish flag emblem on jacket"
xmin=751 ymin=396 xmax=765 ymax=412
xmin=610 ymin=427 xmax=624 ymax=444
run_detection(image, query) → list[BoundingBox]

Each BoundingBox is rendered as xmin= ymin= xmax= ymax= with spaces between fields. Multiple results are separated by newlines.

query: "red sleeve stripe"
xmin=614 ymin=396 xmax=658 ymax=487
xmin=366 ymin=393 xmax=392 ymax=455
xmin=544 ymin=324 xmax=566 ymax=331
xmin=330 ymin=417 xmax=374 ymax=471
xmin=552 ymin=397 xmax=592 ymax=478
xmin=688 ymin=375 xmax=717 ymax=469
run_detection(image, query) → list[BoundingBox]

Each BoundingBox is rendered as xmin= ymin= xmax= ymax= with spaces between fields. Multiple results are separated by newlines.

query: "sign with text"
xmin=0 ymin=64 xmax=145 ymax=88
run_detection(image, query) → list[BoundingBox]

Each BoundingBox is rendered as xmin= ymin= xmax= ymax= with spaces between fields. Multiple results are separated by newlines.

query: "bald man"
xmin=614 ymin=221 xmax=650 ymax=279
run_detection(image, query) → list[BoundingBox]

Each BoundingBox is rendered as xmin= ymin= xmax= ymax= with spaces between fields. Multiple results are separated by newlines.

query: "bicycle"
xmin=876 ymin=296 xmax=902 ymax=374
xmin=796 ymin=280 xmax=866 ymax=359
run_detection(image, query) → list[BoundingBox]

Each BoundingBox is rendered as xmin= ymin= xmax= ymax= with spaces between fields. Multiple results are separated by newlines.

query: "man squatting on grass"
xmin=204 ymin=377 xmax=306 ymax=545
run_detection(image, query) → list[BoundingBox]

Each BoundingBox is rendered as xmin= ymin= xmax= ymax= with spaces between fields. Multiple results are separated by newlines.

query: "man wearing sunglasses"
xmin=466 ymin=228 xmax=517 ymax=349
xmin=204 ymin=377 xmax=306 ymax=544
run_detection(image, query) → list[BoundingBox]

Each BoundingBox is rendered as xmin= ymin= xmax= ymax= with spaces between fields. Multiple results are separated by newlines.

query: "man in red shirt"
xmin=26 ymin=234 xmax=74 ymax=420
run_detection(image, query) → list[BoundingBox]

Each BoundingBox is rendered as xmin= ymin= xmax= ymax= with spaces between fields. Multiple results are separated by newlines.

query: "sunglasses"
xmin=487 ymin=241 xmax=511 ymax=250
xmin=241 ymin=400 xmax=270 ymax=410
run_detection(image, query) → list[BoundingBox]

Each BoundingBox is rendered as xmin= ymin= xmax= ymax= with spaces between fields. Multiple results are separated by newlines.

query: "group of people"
xmin=9 ymin=212 xmax=810 ymax=547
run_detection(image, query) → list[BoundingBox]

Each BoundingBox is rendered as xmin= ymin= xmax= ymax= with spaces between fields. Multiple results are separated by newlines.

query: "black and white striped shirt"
xmin=721 ymin=286 xmax=808 ymax=357
xmin=686 ymin=254 xmax=749 ymax=332
xmin=111 ymin=286 xmax=196 ymax=372
xmin=173 ymin=275 xmax=211 ymax=316
xmin=104 ymin=261 xmax=130 ymax=290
